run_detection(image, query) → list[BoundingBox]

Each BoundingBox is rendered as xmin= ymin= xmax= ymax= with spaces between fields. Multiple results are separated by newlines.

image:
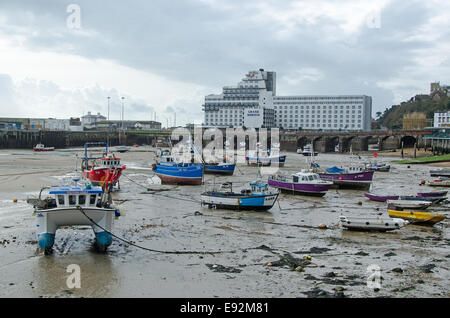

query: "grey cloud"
xmin=0 ymin=0 xmax=448 ymax=118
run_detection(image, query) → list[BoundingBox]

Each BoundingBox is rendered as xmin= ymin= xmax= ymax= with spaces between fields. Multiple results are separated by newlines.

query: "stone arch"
xmin=379 ymin=135 xmax=398 ymax=151
xmin=400 ymin=135 xmax=417 ymax=148
xmin=296 ymin=137 xmax=310 ymax=150
xmin=312 ymin=136 xmax=323 ymax=153
xmin=340 ymin=136 xmax=356 ymax=153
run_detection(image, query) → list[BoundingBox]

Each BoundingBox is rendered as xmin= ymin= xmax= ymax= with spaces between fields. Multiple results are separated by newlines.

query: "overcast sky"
xmin=0 ymin=0 xmax=449 ymax=126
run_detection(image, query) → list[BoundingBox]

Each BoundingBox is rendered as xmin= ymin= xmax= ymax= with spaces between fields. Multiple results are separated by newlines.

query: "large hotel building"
xmin=202 ymin=69 xmax=372 ymax=131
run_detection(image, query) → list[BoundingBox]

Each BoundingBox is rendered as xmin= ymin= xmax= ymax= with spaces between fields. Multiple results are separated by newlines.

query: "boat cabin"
xmin=292 ymin=171 xmax=321 ymax=183
xmin=49 ymin=186 xmax=104 ymax=208
xmin=249 ymin=182 xmax=270 ymax=194
xmin=100 ymin=156 xmax=121 ymax=168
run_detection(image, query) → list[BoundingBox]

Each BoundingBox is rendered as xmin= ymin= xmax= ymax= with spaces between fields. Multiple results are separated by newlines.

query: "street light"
xmin=121 ymin=96 xmax=125 ymax=130
xmin=107 ymin=96 xmax=111 ymax=126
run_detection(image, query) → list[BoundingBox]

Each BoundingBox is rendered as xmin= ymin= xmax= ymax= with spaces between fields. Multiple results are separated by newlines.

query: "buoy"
xmin=420 ymin=180 xmax=425 ymax=185
xmin=305 ymin=255 xmax=312 ymax=261
xmin=318 ymin=223 xmax=327 ymax=229
xmin=358 ymin=201 xmax=363 ymax=205
xmin=13 ymin=198 xmax=18 ymax=203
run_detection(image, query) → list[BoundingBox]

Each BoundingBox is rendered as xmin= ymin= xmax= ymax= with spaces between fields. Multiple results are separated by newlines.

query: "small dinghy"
xmin=33 ymin=143 xmax=55 ymax=152
xmin=430 ymin=169 xmax=450 ymax=178
xmin=201 ymin=180 xmax=279 ymax=211
xmin=364 ymin=193 xmax=399 ymax=202
xmin=339 ymin=215 xmax=408 ymax=232
xmin=427 ymin=178 xmax=450 ymax=187
xmin=27 ymin=177 xmax=118 ymax=255
xmin=388 ymin=210 xmax=446 ymax=225
xmin=417 ymin=191 xmax=448 ymax=198
xmin=386 ymin=199 xmax=432 ymax=210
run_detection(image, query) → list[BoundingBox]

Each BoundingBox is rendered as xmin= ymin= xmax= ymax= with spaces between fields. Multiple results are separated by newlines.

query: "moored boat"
xmin=33 ymin=143 xmax=55 ymax=152
xmin=268 ymin=170 xmax=333 ymax=197
xmin=301 ymin=144 xmax=318 ymax=157
xmin=365 ymin=163 xmax=390 ymax=172
xmin=204 ymin=162 xmax=236 ymax=175
xmin=27 ymin=177 xmax=118 ymax=254
xmin=201 ymin=180 xmax=279 ymax=211
xmin=427 ymin=178 xmax=450 ymax=187
xmin=417 ymin=191 xmax=448 ymax=198
xmin=317 ymin=166 xmax=374 ymax=189
xmin=430 ymin=169 xmax=450 ymax=178
xmin=386 ymin=199 xmax=432 ymax=210
xmin=339 ymin=215 xmax=408 ymax=232
xmin=152 ymin=152 xmax=203 ymax=185
xmin=82 ymin=142 xmax=126 ymax=188
xmin=364 ymin=193 xmax=399 ymax=202
xmin=388 ymin=210 xmax=446 ymax=225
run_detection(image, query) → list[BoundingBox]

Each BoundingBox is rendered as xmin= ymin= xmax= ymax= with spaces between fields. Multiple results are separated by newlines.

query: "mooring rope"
xmin=76 ymin=206 xmax=240 ymax=255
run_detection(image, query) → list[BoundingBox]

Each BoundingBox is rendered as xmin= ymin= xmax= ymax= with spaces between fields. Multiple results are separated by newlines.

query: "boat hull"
xmin=33 ymin=148 xmax=55 ymax=152
xmin=35 ymin=207 xmax=115 ymax=249
xmin=201 ymin=193 xmax=279 ymax=211
xmin=318 ymin=171 xmax=374 ymax=189
xmin=364 ymin=193 xmax=399 ymax=202
xmin=267 ymin=179 xmax=331 ymax=197
xmin=388 ymin=210 xmax=446 ymax=225
xmin=204 ymin=164 xmax=235 ymax=175
xmin=84 ymin=167 xmax=124 ymax=186
xmin=340 ymin=215 xmax=407 ymax=232
xmin=153 ymin=163 xmax=204 ymax=185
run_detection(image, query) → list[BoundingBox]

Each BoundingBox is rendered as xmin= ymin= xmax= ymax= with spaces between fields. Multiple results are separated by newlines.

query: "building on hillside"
xmin=202 ymin=69 xmax=372 ymax=131
xmin=430 ymin=82 xmax=450 ymax=97
xmin=402 ymin=112 xmax=429 ymax=130
xmin=434 ymin=110 xmax=450 ymax=128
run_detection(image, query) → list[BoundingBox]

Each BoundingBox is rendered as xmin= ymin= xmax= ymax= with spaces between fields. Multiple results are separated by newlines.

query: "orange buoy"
xmin=13 ymin=198 xmax=18 ymax=203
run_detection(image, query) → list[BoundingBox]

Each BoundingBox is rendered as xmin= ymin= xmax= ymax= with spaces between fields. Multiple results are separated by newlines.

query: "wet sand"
xmin=0 ymin=148 xmax=449 ymax=298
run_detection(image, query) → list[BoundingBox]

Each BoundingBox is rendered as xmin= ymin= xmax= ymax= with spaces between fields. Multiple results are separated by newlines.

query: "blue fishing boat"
xmin=204 ymin=163 xmax=236 ymax=175
xmin=201 ymin=180 xmax=279 ymax=211
xmin=152 ymin=152 xmax=204 ymax=185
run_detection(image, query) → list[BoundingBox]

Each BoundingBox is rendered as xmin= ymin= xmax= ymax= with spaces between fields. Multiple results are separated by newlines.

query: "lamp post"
xmin=121 ymin=96 xmax=125 ymax=130
xmin=107 ymin=96 xmax=110 ymax=121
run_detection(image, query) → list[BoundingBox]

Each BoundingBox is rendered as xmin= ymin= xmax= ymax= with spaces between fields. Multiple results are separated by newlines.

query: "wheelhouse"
xmin=49 ymin=186 xmax=104 ymax=208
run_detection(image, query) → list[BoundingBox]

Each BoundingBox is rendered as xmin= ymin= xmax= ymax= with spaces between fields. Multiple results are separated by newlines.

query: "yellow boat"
xmin=388 ymin=210 xmax=447 ymax=225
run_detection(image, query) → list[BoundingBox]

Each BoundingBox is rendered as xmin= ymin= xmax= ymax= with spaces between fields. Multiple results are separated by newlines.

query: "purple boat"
xmin=417 ymin=191 xmax=448 ymax=198
xmin=364 ymin=193 xmax=399 ymax=202
xmin=268 ymin=171 xmax=333 ymax=197
xmin=318 ymin=166 xmax=374 ymax=189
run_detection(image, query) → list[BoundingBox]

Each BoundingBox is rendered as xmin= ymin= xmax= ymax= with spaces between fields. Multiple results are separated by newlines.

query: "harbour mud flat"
xmin=0 ymin=148 xmax=449 ymax=298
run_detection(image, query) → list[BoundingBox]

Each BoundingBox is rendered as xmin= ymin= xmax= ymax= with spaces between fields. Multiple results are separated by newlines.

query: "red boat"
xmin=81 ymin=142 xmax=126 ymax=188
xmin=33 ymin=144 xmax=55 ymax=152
xmin=83 ymin=154 xmax=126 ymax=187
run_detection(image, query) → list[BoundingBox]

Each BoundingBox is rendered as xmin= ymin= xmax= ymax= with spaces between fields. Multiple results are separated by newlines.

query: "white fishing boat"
xmin=386 ymin=199 xmax=432 ymax=210
xmin=27 ymin=177 xmax=118 ymax=255
xmin=339 ymin=215 xmax=408 ymax=231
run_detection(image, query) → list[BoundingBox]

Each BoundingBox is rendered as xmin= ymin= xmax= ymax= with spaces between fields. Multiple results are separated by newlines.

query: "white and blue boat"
xmin=204 ymin=162 xmax=236 ymax=175
xmin=201 ymin=180 xmax=279 ymax=211
xmin=152 ymin=152 xmax=204 ymax=185
xmin=27 ymin=178 xmax=118 ymax=255
xmin=245 ymin=143 xmax=286 ymax=167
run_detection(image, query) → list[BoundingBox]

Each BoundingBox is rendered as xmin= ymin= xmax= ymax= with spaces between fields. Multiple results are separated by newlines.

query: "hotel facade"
xmin=202 ymin=69 xmax=372 ymax=131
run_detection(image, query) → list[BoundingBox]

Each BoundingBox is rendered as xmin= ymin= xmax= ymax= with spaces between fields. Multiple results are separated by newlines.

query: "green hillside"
xmin=376 ymin=93 xmax=450 ymax=129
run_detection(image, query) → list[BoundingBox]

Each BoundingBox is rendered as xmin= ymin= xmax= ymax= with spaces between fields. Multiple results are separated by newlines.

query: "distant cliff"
xmin=376 ymin=92 xmax=450 ymax=129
